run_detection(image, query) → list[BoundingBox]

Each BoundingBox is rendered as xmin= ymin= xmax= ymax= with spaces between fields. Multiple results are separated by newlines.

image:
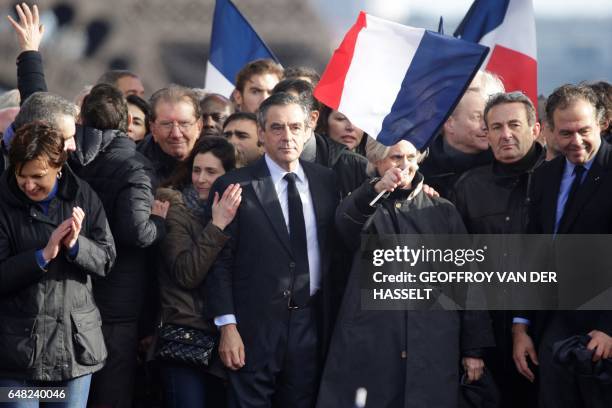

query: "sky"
xmin=363 ymin=0 xmax=612 ymax=20
xmin=311 ymin=0 xmax=611 ymax=95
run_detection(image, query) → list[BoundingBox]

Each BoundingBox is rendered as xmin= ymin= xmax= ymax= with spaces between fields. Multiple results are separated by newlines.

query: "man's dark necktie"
xmin=284 ymin=173 xmax=310 ymax=306
xmin=560 ymin=165 xmax=586 ymax=229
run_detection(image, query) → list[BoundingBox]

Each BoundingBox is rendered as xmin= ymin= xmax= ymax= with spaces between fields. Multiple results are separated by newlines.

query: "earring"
xmin=57 ymin=171 xmax=63 ymax=179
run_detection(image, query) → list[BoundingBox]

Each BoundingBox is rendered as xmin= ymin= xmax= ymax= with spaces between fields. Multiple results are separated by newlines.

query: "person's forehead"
xmin=19 ymin=157 xmax=50 ymax=173
xmin=457 ymin=91 xmax=485 ymax=112
xmin=56 ymin=114 xmax=76 ymax=132
xmin=117 ymin=76 xmax=143 ymax=90
xmin=202 ymin=99 xmax=231 ymax=114
xmin=193 ymin=151 xmax=221 ymax=165
xmin=267 ymin=104 xmax=304 ymax=119
xmin=246 ymin=73 xmax=280 ymax=88
xmin=225 ymin=119 xmax=257 ymax=132
xmin=390 ymin=140 xmax=417 ymax=156
xmin=489 ymin=102 xmax=528 ymax=122
xmin=127 ymin=104 xmax=146 ymax=118
xmin=155 ymin=100 xmax=197 ymax=118
xmin=554 ymin=99 xmax=597 ymax=122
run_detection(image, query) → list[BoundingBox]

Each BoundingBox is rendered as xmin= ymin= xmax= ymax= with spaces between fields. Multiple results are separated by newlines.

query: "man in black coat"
xmin=513 ymin=84 xmax=612 ymax=408
xmin=420 ymin=70 xmax=504 ymax=199
xmin=453 ymin=92 xmax=545 ymax=408
xmin=70 ymin=84 xmax=169 ymax=408
xmin=206 ymin=93 xmax=338 ymax=408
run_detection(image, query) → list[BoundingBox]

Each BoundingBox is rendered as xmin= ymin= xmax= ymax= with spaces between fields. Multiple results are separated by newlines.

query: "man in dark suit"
xmin=206 ymin=92 xmax=338 ymax=407
xmin=513 ymin=84 xmax=612 ymax=408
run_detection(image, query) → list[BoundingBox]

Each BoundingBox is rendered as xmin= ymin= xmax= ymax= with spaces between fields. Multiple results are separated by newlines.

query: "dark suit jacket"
xmin=205 ymin=157 xmax=338 ymax=369
xmin=525 ymin=141 xmax=612 ymax=341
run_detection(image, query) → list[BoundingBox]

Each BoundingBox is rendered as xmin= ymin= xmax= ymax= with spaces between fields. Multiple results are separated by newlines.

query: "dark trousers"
xmin=160 ymin=362 xmax=226 ymax=408
xmin=539 ymin=313 xmax=612 ymax=408
xmin=228 ymin=307 xmax=320 ymax=408
xmin=88 ymin=321 xmax=138 ymax=408
xmin=487 ymin=311 xmax=538 ymax=408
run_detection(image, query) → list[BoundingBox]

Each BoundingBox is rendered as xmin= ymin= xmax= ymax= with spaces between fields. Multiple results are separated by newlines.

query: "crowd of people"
xmin=0 ymin=3 xmax=611 ymax=408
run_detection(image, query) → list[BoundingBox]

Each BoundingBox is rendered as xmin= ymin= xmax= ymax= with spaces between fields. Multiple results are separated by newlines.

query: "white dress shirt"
xmin=215 ymin=155 xmax=321 ymax=327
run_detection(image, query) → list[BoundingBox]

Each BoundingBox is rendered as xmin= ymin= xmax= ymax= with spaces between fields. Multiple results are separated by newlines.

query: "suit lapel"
xmin=302 ymin=161 xmax=328 ymax=247
xmin=559 ymin=143 xmax=611 ymax=233
xmin=542 ymin=158 xmax=565 ymax=234
xmin=251 ymin=158 xmax=292 ymax=256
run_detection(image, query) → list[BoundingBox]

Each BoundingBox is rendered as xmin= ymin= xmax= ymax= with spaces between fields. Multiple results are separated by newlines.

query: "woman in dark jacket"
xmin=0 ymin=123 xmax=116 ymax=407
xmin=155 ymin=137 xmax=241 ymax=408
xmin=317 ymin=138 xmax=494 ymax=408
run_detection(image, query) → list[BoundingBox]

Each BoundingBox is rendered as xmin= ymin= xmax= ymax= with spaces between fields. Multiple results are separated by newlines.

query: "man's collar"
xmin=264 ymin=154 xmax=305 ymax=185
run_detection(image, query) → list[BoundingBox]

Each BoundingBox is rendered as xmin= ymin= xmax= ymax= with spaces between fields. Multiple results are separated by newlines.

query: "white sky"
xmin=364 ymin=0 xmax=612 ymax=20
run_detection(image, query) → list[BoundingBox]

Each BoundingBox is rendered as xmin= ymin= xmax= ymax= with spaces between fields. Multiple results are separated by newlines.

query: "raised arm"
xmin=8 ymin=3 xmax=48 ymax=102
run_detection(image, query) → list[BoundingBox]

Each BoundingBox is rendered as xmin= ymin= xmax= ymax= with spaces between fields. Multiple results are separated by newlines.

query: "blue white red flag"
xmin=205 ymin=0 xmax=279 ymax=97
xmin=314 ymin=12 xmax=488 ymax=149
xmin=455 ymin=0 xmax=537 ymax=106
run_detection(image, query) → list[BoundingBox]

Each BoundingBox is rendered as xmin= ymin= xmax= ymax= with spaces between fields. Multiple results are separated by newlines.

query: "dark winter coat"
xmin=155 ymin=188 xmax=228 ymax=331
xmin=420 ymin=134 xmax=493 ymax=199
xmin=70 ymin=127 xmax=165 ymax=322
xmin=314 ymin=133 xmax=368 ymax=198
xmin=155 ymin=188 xmax=228 ymax=378
xmin=136 ymin=134 xmax=180 ymax=188
xmin=317 ymin=175 xmax=494 ymax=408
xmin=0 ymin=165 xmax=116 ymax=381
xmin=452 ymin=142 xmax=545 ymax=234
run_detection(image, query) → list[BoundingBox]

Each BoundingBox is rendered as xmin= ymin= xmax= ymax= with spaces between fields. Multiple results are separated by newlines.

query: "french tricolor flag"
xmin=205 ymin=0 xmax=279 ymax=97
xmin=455 ymin=0 xmax=537 ymax=106
xmin=314 ymin=12 xmax=488 ymax=149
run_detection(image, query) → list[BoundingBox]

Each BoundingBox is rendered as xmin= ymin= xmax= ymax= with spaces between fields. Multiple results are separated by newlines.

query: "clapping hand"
xmin=61 ymin=207 xmax=85 ymax=250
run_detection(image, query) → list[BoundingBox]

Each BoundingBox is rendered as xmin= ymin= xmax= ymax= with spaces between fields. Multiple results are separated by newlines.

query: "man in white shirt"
xmin=206 ymin=92 xmax=338 ymax=407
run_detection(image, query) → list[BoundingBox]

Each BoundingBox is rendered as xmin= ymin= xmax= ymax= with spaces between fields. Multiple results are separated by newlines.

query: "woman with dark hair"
xmin=317 ymin=104 xmax=368 ymax=156
xmin=126 ymin=94 xmax=151 ymax=143
xmin=155 ymin=136 xmax=241 ymax=407
xmin=0 ymin=122 xmax=116 ymax=407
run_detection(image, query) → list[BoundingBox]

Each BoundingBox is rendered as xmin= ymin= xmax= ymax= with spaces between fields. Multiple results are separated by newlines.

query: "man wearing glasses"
xmin=137 ymin=85 xmax=203 ymax=185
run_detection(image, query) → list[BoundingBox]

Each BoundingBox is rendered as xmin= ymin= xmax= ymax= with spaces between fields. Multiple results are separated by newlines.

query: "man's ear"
xmin=531 ymin=122 xmax=541 ymax=140
xmin=257 ymin=126 xmax=265 ymax=147
xmin=127 ymin=112 xmax=133 ymax=128
xmin=233 ymin=89 xmax=243 ymax=110
xmin=309 ymin=110 xmax=320 ymax=130
xmin=443 ymin=116 xmax=454 ymax=137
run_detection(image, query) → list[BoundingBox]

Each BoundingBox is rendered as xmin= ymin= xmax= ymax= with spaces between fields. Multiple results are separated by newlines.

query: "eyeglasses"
xmin=268 ymin=122 xmax=307 ymax=135
xmin=155 ymin=120 xmax=197 ymax=133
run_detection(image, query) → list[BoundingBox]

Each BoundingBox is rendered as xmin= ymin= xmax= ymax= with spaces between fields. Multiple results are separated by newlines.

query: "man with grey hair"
xmin=452 ymin=91 xmax=544 ymax=408
xmin=206 ymin=92 xmax=338 ymax=407
xmin=420 ymin=70 xmax=505 ymax=198
xmin=1 ymin=92 xmax=77 ymax=171
xmin=137 ymin=85 xmax=203 ymax=185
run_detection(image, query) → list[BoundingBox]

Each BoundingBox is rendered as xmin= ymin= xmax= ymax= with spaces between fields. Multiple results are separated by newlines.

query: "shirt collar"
xmin=265 ymin=154 xmax=305 ymax=185
xmin=563 ymin=154 xmax=595 ymax=177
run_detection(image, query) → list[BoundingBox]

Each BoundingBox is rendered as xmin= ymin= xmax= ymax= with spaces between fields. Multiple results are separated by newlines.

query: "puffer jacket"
xmin=0 ymin=165 xmax=116 ymax=381
xmin=69 ymin=126 xmax=165 ymax=322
